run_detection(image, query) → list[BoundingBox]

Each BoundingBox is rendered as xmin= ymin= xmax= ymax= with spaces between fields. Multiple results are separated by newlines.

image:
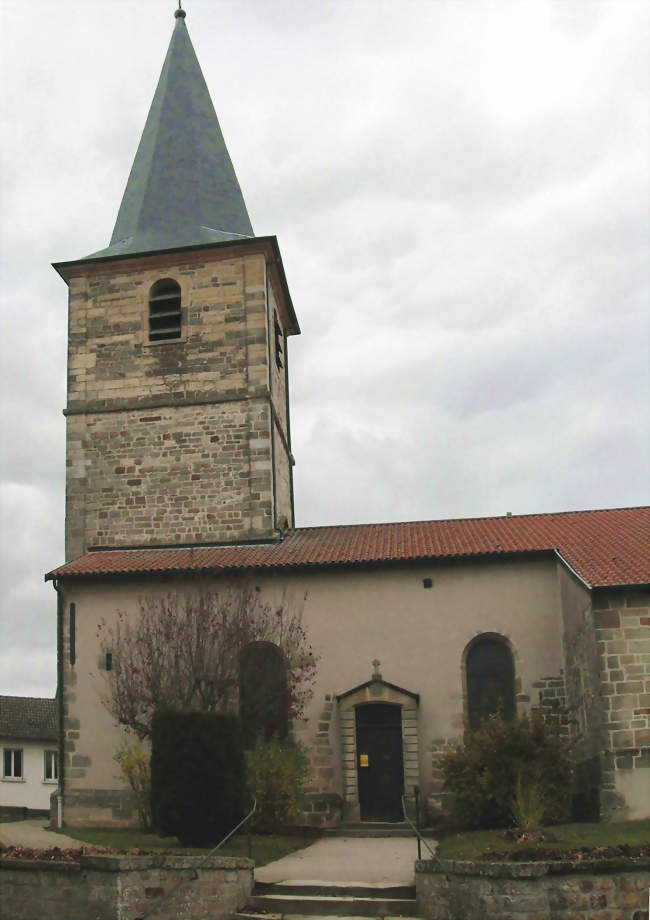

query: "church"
xmin=46 ymin=8 xmax=649 ymax=829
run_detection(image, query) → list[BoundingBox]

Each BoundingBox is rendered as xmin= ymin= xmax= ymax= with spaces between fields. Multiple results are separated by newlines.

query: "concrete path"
xmin=255 ymin=836 xmax=437 ymax=885
xmin=0 ymin=818 xmax=81 ymax=850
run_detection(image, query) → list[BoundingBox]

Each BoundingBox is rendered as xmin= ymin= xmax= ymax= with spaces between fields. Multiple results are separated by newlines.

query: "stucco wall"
xmin=57 ymin=554 xmax=565 ymax=824
xmin=0 ymin=739 xmax=58 ymax=810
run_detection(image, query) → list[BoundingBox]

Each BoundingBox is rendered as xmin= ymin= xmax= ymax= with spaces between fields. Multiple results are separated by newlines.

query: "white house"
xmin=0 ymin=696 xmax=59 ymax=816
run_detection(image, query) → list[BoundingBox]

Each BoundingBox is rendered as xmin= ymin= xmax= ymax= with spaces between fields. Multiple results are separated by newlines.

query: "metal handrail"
xmin=135 ymin=795 xmax=257 ymax=920
xmin=401 ymin=791 xmax=436 ymax=860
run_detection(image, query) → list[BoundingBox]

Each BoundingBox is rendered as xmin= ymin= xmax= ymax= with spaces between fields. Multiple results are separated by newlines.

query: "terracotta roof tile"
xmin=46 ymin=507 xmax=650 ymax=589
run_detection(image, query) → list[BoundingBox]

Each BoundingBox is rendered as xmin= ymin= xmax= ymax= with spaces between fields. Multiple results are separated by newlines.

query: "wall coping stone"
xmin=1 ymin=854 xmax=253 ymax=874
xmin=416 ymin=856 xmax=650 ymax=879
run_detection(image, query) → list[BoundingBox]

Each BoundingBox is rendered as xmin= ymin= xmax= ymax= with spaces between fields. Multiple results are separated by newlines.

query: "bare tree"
xmin=96 ymin=584 xmax=317 ymax=739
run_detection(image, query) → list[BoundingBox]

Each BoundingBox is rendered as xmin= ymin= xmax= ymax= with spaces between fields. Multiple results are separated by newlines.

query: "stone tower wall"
xmin=63 ymin=245 xmax=293 ymax=559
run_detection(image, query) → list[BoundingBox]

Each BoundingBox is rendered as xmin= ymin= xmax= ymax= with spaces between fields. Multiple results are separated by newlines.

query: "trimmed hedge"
xmin=151 ymin=710 xmax=246 ymax=846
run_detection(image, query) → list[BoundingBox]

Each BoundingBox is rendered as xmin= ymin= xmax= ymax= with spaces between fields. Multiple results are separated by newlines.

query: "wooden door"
xmin=356 ymin=703 xmax=404 ymax=822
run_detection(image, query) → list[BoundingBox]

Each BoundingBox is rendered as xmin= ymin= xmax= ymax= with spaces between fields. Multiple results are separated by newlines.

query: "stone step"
xmin=324 ymin=822 xmax=414 ymax=838
xmin=241 ymin=893 xmax=419 ymax=917
xmin=236 ymin=914 xmax=420 ymax=920
xmin=235 ymin=914 xmax=419 ymax=920
xmin=255 ymin=882 xmax=416 ymax=900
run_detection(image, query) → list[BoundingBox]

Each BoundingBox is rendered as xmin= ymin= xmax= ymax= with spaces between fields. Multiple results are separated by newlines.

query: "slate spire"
xmin=88 ymin=7 xmax=253 ymax=259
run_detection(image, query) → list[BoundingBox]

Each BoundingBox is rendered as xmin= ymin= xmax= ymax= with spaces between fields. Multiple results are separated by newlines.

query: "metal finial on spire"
xmin=175 ymin=2 xmax=186 ymax=19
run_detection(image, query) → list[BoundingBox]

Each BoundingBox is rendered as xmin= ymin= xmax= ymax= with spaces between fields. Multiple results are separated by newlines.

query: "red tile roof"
xmin=46 ymin=507 xmax=650 ymax=589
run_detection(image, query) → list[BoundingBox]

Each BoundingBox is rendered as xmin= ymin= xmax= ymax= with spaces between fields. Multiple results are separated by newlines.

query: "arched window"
xmin=148 ymin=278 xmax=181 ymax=342
xmin=466 ymin=637 xmax=515 ymax=731
xmin=239 ymin=641 xmax=288 ymax=747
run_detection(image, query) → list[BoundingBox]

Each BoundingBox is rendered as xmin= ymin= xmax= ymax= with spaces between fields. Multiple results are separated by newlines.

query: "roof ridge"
xmin=290 ymin=505 xmax=650 ymax=533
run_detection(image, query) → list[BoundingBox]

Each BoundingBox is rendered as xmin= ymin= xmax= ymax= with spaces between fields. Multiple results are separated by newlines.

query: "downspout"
xmin=283 ymin=324 xmax=295 ymax=528
xmin=52 ymin=577 xmax=65 ymax=828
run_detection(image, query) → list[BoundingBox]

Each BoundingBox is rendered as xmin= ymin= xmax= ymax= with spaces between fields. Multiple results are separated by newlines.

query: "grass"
xmin=50 ymin=825 xmax=316 ymax=866
xmin=437 ymin=819 xmax=650 ymax=861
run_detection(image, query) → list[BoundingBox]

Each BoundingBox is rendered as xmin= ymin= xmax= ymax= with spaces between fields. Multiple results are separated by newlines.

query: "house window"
xmin=239 ymin=641 xmax=288 ymax=747
xmin=466 ymin=637 xmax=515 ymax=731
xmin=148 ymin=278 xmax=181 ymax=342
xmin=44 ymin=750 xmax=59 ymax=782
xmin=3 ymin=748 xmax=23 ymax=780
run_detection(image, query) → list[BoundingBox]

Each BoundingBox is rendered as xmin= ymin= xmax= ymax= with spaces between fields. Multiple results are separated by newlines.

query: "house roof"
xmin=46 ymin=506 xmax=650 ymax=589
xmin=0 ymin=696 xmax=58 ymax=742
xmin=86 ymin=8 xmax=253 ymax=260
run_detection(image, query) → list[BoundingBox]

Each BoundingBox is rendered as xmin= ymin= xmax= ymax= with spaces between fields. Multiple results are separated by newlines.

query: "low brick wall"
xmin=416 ymin=856 xmax=650 ymax=920
xmin=0 ymin=853 xmax=253 ymax=920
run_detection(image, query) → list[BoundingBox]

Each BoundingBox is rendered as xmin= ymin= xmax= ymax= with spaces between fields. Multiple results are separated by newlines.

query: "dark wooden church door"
xmin=356 ymin=703 xmax=404 ymax=822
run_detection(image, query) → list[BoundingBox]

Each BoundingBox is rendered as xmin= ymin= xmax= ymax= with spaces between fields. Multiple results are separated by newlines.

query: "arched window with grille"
xmin=148 ymin=278 xmax=181 ymax=342
xmin=466 ymin=636 xmax=515 ymax=731
xmin=239 ymin=641 xmax=288 ymax=747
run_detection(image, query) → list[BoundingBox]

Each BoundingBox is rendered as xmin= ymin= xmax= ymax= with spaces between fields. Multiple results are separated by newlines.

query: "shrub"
xmin=245 ymin=734 xmax=309 ymax=832
xmin=151 ymin=710 xmax=246 ymax=845
xmin=115 ymin=738 xmax=152 ymax=830
xmin=441 ymin=712 xmax=572 ymax=829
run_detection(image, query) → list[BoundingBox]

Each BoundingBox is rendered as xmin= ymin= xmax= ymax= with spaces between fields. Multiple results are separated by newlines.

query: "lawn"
xmin=437 ymin=819 xmax=650 ymax=862
xmin=51 ymin=826 xmax=317 ymax=866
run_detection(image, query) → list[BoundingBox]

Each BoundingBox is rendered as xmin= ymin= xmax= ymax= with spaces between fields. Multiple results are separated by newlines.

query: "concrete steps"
xmin=234 ymin=881 xmax=419 ymax=918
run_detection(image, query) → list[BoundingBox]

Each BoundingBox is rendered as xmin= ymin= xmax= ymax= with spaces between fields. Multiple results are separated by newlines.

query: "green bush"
xmin=441 ymin=712 xmax=572 ymax=829
xmin=245 ymin=734 xmax=309 ymax=832
xmin=151 ymin=710 xmax=246 ymax=845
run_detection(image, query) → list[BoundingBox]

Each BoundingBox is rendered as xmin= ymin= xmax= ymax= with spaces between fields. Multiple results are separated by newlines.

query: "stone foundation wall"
xmin=0 ymin=853 xmax=253 ymax=920
xmin=55 ymin=788 xmax=137 ymax=828
xmin=416 ymin=857 xmax=650 ymax=920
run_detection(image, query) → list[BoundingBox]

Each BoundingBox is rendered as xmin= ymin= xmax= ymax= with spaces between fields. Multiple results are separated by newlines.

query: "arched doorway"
xmin=337 ymin=674 xmax=419 ymax=822
xmin=356 ymin=702 xmax=404 ymax=822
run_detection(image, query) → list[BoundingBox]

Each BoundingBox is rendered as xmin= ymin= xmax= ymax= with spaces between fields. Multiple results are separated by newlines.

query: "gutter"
xmin=554 ymin=550 xmax=592 ymax=591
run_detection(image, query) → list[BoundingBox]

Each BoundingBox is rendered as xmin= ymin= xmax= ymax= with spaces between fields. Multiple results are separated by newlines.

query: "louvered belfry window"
xmin=149 ymin=278 xmax=182 ymax=342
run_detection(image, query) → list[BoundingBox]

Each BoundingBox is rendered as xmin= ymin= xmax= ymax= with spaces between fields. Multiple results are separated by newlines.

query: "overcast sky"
xmin=1 ymin=0 xmax=648 ymax=698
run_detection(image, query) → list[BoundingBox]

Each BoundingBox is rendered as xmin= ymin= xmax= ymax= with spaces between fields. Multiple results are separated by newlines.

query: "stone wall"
xmin=531 ymin=673 xmax=569 ymax=737
xmin=593 ymin=590 xmax=650 ymax=820
xmin=559 ymin=566 xmax=607 ymax=819
xmin=62 ymin=244 xmax=294 ymax=559
xmin=416 ymin=857 xmax=650 ymax=920
xmin=0 ymin=853 xmax=253 ymax=920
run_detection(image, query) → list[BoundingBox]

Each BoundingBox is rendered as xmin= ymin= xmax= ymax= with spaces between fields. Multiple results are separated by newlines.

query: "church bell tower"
xmin=54 ymin=8 xmax=299 ymax=561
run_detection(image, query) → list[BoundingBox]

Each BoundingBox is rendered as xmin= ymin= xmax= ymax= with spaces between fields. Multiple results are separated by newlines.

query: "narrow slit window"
xmin=274 ymin=312 xmax=283 ymax=370
xmin=69 ymin=603 xmax=76 ymax=666
xmin=149 ymin=278 xmax=181 ymax=342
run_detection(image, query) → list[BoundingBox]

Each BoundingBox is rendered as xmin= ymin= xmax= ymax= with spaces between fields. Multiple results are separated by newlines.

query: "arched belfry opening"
xmin=337 ymin=663 xmax=419 ymax=823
